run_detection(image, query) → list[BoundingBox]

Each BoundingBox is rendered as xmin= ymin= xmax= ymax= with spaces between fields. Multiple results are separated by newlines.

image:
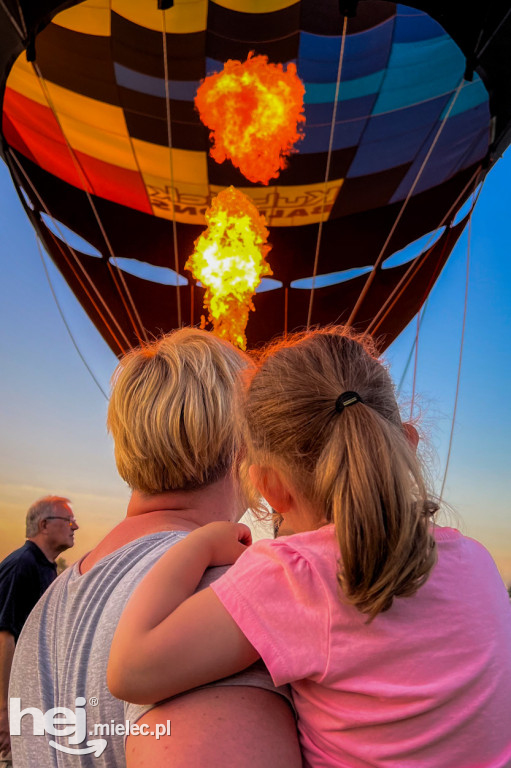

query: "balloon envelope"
xmin=1 ymin=1 xmax=510 ymax=353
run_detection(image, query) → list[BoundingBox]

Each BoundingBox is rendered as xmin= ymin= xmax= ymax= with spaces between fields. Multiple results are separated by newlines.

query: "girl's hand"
xmin=192 ymin=522 xmax=252 ymax=566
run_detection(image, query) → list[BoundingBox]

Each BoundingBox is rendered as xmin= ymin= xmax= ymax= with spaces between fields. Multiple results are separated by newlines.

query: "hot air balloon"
xmin=1 ymin=1 xmax=510 ymax=355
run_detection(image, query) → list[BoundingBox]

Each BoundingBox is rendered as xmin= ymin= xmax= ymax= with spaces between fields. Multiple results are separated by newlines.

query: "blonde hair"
xmin=240 ymin=326 xmax=437 ymax=619
xmin=107 ymin=328 xmax=249 ymax=494
xmin=26 ymin=496 xmax=72 ymax=537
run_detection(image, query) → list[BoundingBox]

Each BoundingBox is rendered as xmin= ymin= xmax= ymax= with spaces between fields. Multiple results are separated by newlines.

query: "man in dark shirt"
xmin=0 ymin=496 xmax=78 ymax=761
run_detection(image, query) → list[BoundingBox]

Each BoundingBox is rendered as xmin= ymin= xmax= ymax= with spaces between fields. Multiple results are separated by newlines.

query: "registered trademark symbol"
xmin=89 ymin=696 xmax=99 ymax=707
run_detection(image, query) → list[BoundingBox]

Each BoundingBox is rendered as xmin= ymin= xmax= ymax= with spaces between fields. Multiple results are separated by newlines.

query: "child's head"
xmin=108 ymin=327 xmax=250 ymax=494
xmin=239 ymin=326 xmax=437 ymax=618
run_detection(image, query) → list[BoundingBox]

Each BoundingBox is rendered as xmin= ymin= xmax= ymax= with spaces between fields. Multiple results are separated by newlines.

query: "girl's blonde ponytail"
xmin=315 ymin=400 xmax=436 ymax=618
xmin=241 ymin=326 xmax=437 ymax=619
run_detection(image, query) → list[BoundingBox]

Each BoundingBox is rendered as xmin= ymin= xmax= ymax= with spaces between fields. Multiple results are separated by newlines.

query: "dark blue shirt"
xmin=0 ymin=541 xmax=57 ymax=641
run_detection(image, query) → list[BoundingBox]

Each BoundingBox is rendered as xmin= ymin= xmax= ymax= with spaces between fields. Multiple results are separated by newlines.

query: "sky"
xmin=0 ymin=151 xmax=510 ymax=583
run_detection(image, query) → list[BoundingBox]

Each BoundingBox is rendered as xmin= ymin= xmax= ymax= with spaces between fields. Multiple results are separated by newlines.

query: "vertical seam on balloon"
xmin=440 ymin=118 xmax=491 ymax=185
xmin=31 ymin=60 xmax=148 ymax=346
xmin=340 ymin=12 xmax=397 ymax=178
xmin=306 ymin=13 xmax=348 ymax=329
xmin=35 ymin=235 xmax=109 ymax=399
xmin=284 ymin=0 xmax=302 ymax=338
xmin=347 ymin=75 xmax=466 ymax=327
xmin=8 ymin=148 xmax=130 ymax=354
xmin=161 ymin=9 xmax=183 ymax=328
xmin=107 ymin=3 xmax=159 ymax=220
xmin=95 ymin=0 xmax=160 ymax=345
xmin=87 ymin=0 xmax=154 ymax=344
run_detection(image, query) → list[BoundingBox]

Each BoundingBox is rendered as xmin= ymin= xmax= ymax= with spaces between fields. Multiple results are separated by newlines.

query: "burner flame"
xmin=185 ymin=186 xmax=273 ymax=349
xmin=195 ymin=53 xmax=305 ymax=185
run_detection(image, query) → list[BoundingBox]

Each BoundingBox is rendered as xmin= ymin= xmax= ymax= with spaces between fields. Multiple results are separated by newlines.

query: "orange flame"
xmin=195 ymin=53 xmax=305 ymax=185
xmin=185 ymin=187 xmax=272 ymax=350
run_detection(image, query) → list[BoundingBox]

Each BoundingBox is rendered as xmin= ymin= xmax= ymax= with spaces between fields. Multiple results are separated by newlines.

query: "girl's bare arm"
xmin=108 ymin=523 xmax=260 ymax=704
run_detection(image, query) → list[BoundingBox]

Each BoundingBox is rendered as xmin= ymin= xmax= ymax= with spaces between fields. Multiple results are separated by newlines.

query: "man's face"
xmin=44 ymin=505 xmax=79 ymax=552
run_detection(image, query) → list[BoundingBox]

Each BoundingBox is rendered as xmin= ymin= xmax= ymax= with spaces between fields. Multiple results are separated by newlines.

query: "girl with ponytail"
xmin=109 ymin=327 xmax=511 ymax=768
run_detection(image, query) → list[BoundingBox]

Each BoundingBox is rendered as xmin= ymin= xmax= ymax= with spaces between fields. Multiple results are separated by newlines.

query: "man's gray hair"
xmin=26 ymin=496 xmax=72 ymax=538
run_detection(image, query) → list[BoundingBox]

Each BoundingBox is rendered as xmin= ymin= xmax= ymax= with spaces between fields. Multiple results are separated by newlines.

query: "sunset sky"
xmin=0 ymin=151 xmax=509 ymax=583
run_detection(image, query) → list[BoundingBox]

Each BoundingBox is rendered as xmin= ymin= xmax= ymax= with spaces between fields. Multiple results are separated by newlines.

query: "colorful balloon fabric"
xmin=1 ymin=1 xmax=510 ymax=353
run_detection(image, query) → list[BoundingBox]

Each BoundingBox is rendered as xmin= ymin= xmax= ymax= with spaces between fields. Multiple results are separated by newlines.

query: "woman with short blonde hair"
xmin=107 ymin=327 xmax=248 ymax=494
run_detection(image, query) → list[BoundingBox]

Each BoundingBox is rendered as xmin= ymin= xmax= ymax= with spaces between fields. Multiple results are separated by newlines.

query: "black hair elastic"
xmin=335 ymin=391 xmax=364 ymax=413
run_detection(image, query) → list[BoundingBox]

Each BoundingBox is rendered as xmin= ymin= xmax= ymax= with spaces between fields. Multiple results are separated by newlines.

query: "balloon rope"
xmin=347 ymin=77 xmax=466 ymax=327
xmin=13 ymin=0 xmax=27 ymax=36
xmin=104 ymin=259 xmax=149 ymax=345
xmin=406 ymin=255 xmax=449 ymax=408
xmin=0 ymin=0 xmax=25 ymax=39
xmin=394 ymin=174 xmax=478 ymax=400
xmin=161 ymin=10 xmax=183 ymax=328
xmin=9 ymin=149 xmax=130 ymax=354
xmin=306 ymin=14 xmax=348 ymax=329
xmin=397 ymin=300 xmax=428 ymax=396
xmin=36 ymin=236 xmax=109 ymax=399
xmin=284 ymin=287 xmax=289 ymax=337
xmin=476 ymin=8 xmax=511 ymax=58
xmin=439 ymin=210 xmax=472 ymax=502
xmin=409 ymin=310 xmax=421 ymax=421
xmin=31 ymin=62 xmax=148 ymax=345
xmin=367 ymin=164 xmax=482 ymax=336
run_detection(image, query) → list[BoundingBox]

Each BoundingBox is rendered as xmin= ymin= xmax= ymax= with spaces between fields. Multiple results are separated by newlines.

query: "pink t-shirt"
xmin=211 ymin=526 xmax=511 ymax=767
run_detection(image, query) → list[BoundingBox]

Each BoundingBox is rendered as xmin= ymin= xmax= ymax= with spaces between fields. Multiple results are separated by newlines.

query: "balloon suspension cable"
xmin=0 ymin=0 xmax=25 ymax=39
xmin=396 ymin=172 xmax=474 ymax=412
xmin=36 ymin=236 xmax=109 ymax=400
xmin=396 ymin=299 xmax=428 ymax=396
xmin=396 ymin=175 xmax=482 ymax=403
xmin=284 ymin=287 xmax=289 ymax=338
xmin=161 ymin=10 xmax=182 ymax=328
xmin=13 ymin=0 xmax=27 ymax=37
xmin=367 ymin=163 xmax=483 ymax=337
xmin=31 ymin=62 xmax=148 ymax=346
xmin=9 ymin=149 xmax=130 ymax=354
xmin=439 ymin=189 xmax=479 ymax=502
xmin=409 ymin=309 xmax=422 ymax=421
xmin=347 ymin=76 xmax=467 ymax=328
xmin=475 ymin=7 xmax=511 ymax=59
xmin=307 ymin=14 xmax=348 ymax=329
